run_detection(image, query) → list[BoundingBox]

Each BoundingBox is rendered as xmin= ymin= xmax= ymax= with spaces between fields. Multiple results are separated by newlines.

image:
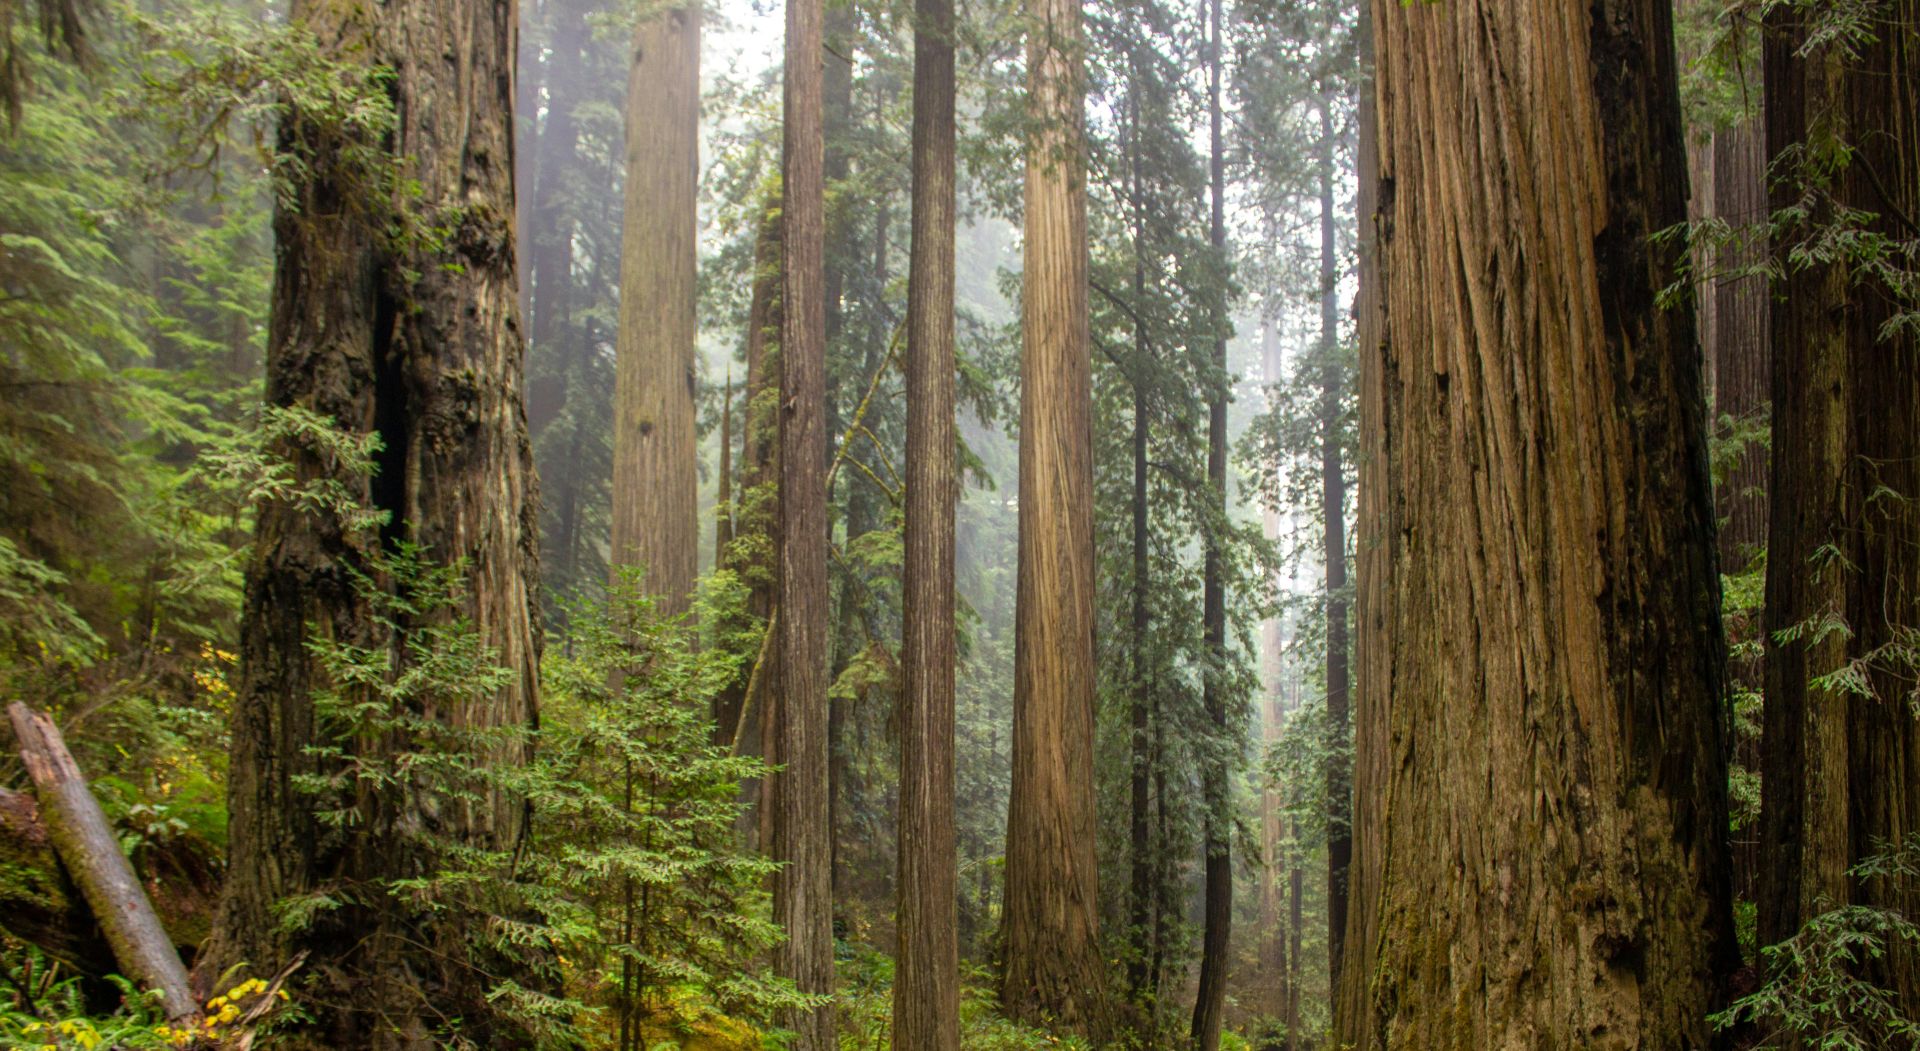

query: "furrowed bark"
xmin=775 ymin=0 xmax=835 ymax=1037
xmin=613 ymin=0 xmax=700 ymax=607
xmin=999 ymin=0 xmax=1109 ymax=1035
xmin=891 ymin=0 xmax=959 ymax=1037
xmin=1758 ymin=0 xmax=1920 ymax=1001
xmin=207 ymin=0 xmax=543 ymax=1033
xmin=1339 ymin=0 xmax=1737 ymax=1044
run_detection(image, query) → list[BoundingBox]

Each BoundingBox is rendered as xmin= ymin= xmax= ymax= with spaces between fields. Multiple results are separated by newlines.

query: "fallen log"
xmin=6 ymin=702 xmax=195 ymax=1020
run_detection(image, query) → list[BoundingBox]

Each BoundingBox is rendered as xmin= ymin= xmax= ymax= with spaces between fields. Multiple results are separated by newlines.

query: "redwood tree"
xmin=892 ymin=0 xmax=960 ymax=1040
xmin=999 ymin=0 xmax=1110 ymax=1035
xmin=612 ymin=0 xmax=699 ymax=604
xmin=774 ymin=0 xmax=835 ymax=1040
xmin=209 ymin=0 xmax=543 ymax=1038
xmin=1335 ymin=0 xmax=1736 ymax=1044
xmin=1758 ymin=0 xmax=1920 ymax=1003
xmin=1190 ymin=0 xmax=1231 ymax=1041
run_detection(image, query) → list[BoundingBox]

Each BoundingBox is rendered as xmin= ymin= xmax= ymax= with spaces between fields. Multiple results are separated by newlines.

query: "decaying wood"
xmin=6 ymin=703 xmax=194 ymax=1020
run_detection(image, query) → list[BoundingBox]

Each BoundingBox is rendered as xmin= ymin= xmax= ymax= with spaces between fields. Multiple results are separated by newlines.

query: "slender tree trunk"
xmin=1710 ymin=116 xmax=1769 ymax=571
xmin=821 ymin=0 xmax=854 ymax=893
xmin=718 ymin=201 xmax=783 ymax=750
xmin=1758 ymin=0 xmax=1920 ymax=1001
xmin=1000 ymin=0 xmax=1108 ymax=1035
xmin=891 ymin=0 xmax=959 ymax=1038
xmin=1335 ymin=15 xmax=1383 ymax=1037
xmin=717 ymin=374 xmax=733 ymax=566
xmin=1191 ymin=0 xmax=1231 ymax=1041
xmin=1337 ymin=0 xmax=1736 ymax=1044
xmin=208 ymin=0 xmax=542 ymax=1035
xmin=527 ymin=0 xmax=585 ymax=428
xmin=775 ymin=0 xmax=836 ymax=1037
xmin=612 ymin=0 xmax=699 ymax=604
xmin=1123 ymin=83 xmax=1156 ymax=1016
xmin=1285 ymin=828 xmax=1302 ymax=1050
xmin=1316 ymin=93 xmax=1352 ymax=995
xmin=1710 ymin=107 xmax=1769 ymax=910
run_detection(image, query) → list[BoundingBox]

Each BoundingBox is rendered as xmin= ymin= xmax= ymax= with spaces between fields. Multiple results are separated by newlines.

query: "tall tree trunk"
xmin=612 ymin=0 xmax=699 ymax=605
xmin=775 ymin=0 xmax=836 ymax=1038
xmin=1123 ymin=83 xmax=1156 ymax=1016
xmin=1191 ymin=0 xmax=1231 ymax=1042
xmin=1316 ymin=92 xmax=1352 ymax=996
xmin=1285 ymin=827 xmax=1302 ymax=1050
xmin=892 ymin=0 xmax=959 ymax=1039
xmin=1337 ymin=0 xmax=1736 ymax=1044
xmin=1335 ymin=15 xmax=1383 ymax=1038
xmin=1000 ymin=0 xmax=1108 ymax=1035
xmin=716 ymin=373 xmax=733 ymax=568
xmin=1710 ymin=108 xmax=1769 ymax=910
xmin=718 ymin=201 xmax=783 ymax=750
xmin=527 ymin=0 xmax=586 ymax=415
xmin=209 ymin=0 xmax=542 ymax=1035
xmin=1710 ymin=115 xmax=1770 ymax=572
xmin=1758 ymin=0 xmax=1920 ymax=1001
xmin=821 ymin=0 xmax=854 ymax=895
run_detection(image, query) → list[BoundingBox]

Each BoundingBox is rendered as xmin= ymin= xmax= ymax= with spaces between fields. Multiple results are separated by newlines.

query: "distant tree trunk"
xmin=1190 ymin=0 xmax=1231 ymax=1041
xmin=892 ymin=0 xmax=959 ymax=1038
xmin=1123 ymin=82 xmax=1156 ymax=1015
xmin=1315 ymin=91 xmax=1352 ymax=998
xmin=612 ymin=0 xmax=699 ymax=604
xmin=775 ymin=0 xmax=836 ymax=1037
xmin=1000 ymin=0 xmax=1108 ymax=1035
xmin=1337 ymin=0 xmax=1736 ymax=1044
xmin=734 ymin=199 xmax=782 ymax=843
xmin=1710 ymin=108 xmax=1769 ymax=910
xmin=527 ymin=0 xmax=586 ymax=420
xmin=1285 ymin=831 xmax=1302 ymax=1050
xmin=208 ymin=0 xmax=543 ymax=1035
xmin=1335 ymin=16 xmax=1382 ymax=1038
xmin=1758 ymin=0 xmax=1920 ymax=1001
xmin=821 ymin=0 xmax=854 ymax=896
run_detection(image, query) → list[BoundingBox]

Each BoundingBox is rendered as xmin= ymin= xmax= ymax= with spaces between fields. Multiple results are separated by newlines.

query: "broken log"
xmin=6 ymin=702 xmax=195 ymax=1019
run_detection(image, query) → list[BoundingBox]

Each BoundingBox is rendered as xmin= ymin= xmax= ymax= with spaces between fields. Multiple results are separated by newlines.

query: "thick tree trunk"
xmin=207 ymin=0 xmax=542 ymax=1035
xmin=1758 ymin=0 xmax=1920 ymax=1001
xmin=891 ymin=0 xmax=959 ymax=1040
xmin=1337 ymin=0 xmax=1736 ymax=1044
xmin=999 ymin=0 xmax=1108 ymax=1037
xmin=1191 ymin=0 xmax=1231 ymax=1042
xmin=775 ymin=0 xmax=836 ymax=1038
xmin=612 ymin=0 xmax=699 ymax=605
xmin=7 ymin=705 xmax=193 ymax=1020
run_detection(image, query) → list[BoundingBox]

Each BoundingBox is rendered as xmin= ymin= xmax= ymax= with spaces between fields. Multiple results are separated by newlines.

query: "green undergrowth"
xmin=834 ymin=943 xmax=1092 ymax=1051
